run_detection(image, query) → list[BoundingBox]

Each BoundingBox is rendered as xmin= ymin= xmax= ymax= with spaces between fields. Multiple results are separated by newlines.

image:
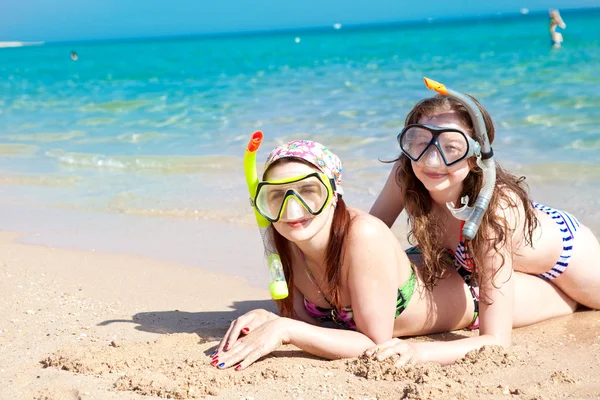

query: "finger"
xmin=215 ymin=341 xmax=257 ymax=370
xmin=216 ymin=320 xmax=237 ymax=354
xmin=376 ymin=343 xmax=408 ymax=361
xmin=242 ymin=316 xmax=268 ymax=334
xmin=222 ymin=315 xmax=257 ymax=352
xmin=364 ymin=338 xmax=401 ymax=357
xmin=233 ymin=347 xmax=266 ymax=371
xmin=394 ymin=351 xmax=413 ymax=368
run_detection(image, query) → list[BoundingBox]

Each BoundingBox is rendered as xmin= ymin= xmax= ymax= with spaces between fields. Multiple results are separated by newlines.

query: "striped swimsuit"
xmin=451 ymin=202 xmax=580 ymax=329
xmin=533 ymin=203 xmax=580 ymax=280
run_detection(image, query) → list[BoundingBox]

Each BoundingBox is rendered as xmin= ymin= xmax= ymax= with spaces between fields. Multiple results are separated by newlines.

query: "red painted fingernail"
xmin=242 ymin=327 xmax=249 ymax=333
xmin=235 ymin=365 xmax=242 ymax=371
xmin=211 ymin=358 xmax=219 ymax=366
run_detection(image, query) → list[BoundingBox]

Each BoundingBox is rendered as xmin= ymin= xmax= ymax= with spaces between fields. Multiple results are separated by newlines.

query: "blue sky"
xmin=2 ymin=0 xmax=598 ymax=43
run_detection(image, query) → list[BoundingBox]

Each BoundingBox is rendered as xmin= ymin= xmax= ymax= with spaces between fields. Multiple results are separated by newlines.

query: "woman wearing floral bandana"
xmin=209 ymin=140 xmax=577 ymax=371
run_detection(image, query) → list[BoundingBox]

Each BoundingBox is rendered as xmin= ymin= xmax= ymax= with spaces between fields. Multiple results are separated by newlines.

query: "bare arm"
xmin=368 ymin=204 xmax=520 ymax=365
xmin=287 ymin=215 xmax=400 ymax=357
xmin=369 ymin=161 xmax=405 ymax=228
xmin=215 ymin=215 xmax=404 ymax=368
xmin=412 ymin=246 xmax=515 ymax=365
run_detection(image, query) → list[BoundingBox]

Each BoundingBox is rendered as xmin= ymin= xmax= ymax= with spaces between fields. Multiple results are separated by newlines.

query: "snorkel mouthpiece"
xmin=244 ymin=131 xmax=289 ymax=300
xmin=423 ymin=77 xmax=496 ymax=241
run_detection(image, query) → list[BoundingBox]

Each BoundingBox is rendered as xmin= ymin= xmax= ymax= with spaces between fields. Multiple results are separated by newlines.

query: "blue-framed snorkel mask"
xmin=423 ymin=77 xmax=496 ymax=241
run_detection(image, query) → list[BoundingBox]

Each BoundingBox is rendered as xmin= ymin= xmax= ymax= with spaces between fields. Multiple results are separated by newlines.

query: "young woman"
xmin=210 ymin=139 xmax=577 ymax=371
xmin=366 ymin=90 xmax=600 ymax=365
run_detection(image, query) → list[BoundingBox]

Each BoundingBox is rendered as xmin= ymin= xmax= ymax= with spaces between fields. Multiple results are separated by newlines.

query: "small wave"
xmin=0 ymin=143 xmax=38 ymax=156
xmin=71 ymin=131 xmax=179 ymax=145
xmin=510 ymin=162 xmax=600 ymax=184
xmin=155 ymin=111 xmax=190 ymax=128
xmin=0 ymin=173 xmax=79 ymax=187
xmin=81 ymin=100 xmax=151 ymax=113
xmin=522 ymin=113 xmax=600 ymax=129
xmin=80 ymin=117 xmax=118 ymax=126
xmin=5 ymin=131 xmax=85 ymax=142
xmin=0 ymin=41 xmax=44 ymax=48
xmin=106 ymin=204 xmax=256 ymax=226
xmin=565 ymin=138 xmax=600 ymax=150
xmin=338 ymin=110 xmax=358 ymax=119
xmin=45 ymin=150 xmax=241 ymax=174
xmin=105 ymin=192 xmax=255 ymax=226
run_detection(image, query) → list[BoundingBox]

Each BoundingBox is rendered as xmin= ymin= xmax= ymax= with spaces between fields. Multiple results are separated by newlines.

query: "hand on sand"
xmin=216 ymin=308 xmax=279 ymax=354
xmin=364 ymin=338 xmax=424 ymax=367
xmin=211 ymin=317 xmax=290 ymax=371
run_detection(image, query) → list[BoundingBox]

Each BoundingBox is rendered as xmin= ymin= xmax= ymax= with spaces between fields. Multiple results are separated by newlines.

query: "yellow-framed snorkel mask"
xmin=254 ymin=172 xmax=336 ymax=223
xmin=243 ymin=133 xmax=344 ymax=300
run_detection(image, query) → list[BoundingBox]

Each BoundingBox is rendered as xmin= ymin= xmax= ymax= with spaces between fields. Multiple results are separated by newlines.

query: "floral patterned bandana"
xmin=264 ymin=140 xmax=343 ymax=196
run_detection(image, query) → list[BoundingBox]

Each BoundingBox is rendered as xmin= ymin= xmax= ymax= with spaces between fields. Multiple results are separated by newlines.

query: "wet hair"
xmin=397 ymin=95 xmax=538 ymax=299
xmin=263 ymin=157 xmax=352 ymax=317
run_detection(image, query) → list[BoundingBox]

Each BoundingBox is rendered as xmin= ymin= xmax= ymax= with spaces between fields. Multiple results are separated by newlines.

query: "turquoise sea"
xmin=1 ymin=9 xmax=600 ymax=271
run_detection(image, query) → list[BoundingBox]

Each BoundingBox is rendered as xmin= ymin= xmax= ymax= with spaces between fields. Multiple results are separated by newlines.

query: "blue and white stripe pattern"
xmin=534 ymin=202 xmax=580 ymax=280
xmin=453 ymin=202 xmax=580 ymax=281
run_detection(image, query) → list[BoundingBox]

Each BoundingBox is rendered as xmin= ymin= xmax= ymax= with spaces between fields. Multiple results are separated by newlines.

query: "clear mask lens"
xmin=399 ymin=125 xmax=471 ymax=166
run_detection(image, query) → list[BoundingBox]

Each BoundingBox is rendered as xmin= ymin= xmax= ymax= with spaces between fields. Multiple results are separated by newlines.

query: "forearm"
xmin=416 ymin=334 xmax=509 ymax=365
xmin=283 ymin=318 xmax=377 ymax=359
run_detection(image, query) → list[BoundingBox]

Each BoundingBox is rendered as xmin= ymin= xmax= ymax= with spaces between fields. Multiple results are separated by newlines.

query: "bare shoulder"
xmin=494 ymin=187 xmax=529 ymax=226
xmin=347 ymin=208 xmax=395 ymax=243
xmin=488 ymin=186 xmax=536 ymax=248
xmin=343 ymin=208 xmax=402 ymax=275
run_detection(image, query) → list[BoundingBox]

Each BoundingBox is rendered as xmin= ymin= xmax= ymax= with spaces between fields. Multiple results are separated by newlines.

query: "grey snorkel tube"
xmin=423 ymin=77 xmax=496 ymax=241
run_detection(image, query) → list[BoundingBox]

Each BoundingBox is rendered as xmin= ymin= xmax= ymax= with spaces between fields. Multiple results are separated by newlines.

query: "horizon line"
xmin=5 ymin=6 xmax=599 ymax=48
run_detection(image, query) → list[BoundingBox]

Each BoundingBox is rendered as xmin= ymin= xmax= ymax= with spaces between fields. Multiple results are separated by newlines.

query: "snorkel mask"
xmin=244 ymin=134 xmax=343 ymax=300
xmin=260 ymin=139 xmax=343 ymax=222
xmin=398 ymin=124 xmax=482 ymax=167
xmin=254 ymin=171 xmax=337 ymax=223
xmin=421 ymin=77 xmax=496 ymax=241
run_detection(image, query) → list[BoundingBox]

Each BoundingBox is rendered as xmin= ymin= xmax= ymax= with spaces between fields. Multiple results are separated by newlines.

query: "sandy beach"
xmin=1 ymin=218 xmax=599 ymax=400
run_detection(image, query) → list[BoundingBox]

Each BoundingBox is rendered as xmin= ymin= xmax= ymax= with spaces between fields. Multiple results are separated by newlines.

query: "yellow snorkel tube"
xmin=424 ymin=77 xmax=496 ymax=241
xmin=244 ymin=131 xmax=289 ymax=300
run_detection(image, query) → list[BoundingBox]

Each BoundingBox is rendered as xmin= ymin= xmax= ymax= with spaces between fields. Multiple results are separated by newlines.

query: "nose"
xmin=282 ymin=197 xmax=306 ymax=221
xmin=422 ymin=146 xmax=443 ymax=167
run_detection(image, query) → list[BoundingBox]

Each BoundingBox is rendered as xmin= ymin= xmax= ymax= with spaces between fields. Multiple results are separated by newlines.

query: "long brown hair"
xmin=262 ymin=158 xmax=353 ymax=317
xmin=397 ymin=95 xmax=538 ymax=297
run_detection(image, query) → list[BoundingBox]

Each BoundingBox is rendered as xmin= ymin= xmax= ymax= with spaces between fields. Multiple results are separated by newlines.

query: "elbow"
xmin=482 ymin=332 xmax=511 ymax=348
xmin=498 ymin=336 xmax=512 ymax=348
xmin=368 ymin=331 xmax=394 ymax=346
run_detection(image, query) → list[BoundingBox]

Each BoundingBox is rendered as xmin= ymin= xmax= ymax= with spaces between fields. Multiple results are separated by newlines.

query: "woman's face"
xmin=264 ymin=161 xmax=335 ymax=244
xmin=411 ymin=112 xmax=473 ymax=196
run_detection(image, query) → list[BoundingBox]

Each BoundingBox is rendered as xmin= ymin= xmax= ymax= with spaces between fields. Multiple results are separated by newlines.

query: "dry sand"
xmin=1 ymin=230 xmax=600 ymax=400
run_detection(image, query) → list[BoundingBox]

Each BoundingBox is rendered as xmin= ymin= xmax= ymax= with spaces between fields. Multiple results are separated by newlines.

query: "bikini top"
xmin=301 ymin=249 xmax=416 ymax=330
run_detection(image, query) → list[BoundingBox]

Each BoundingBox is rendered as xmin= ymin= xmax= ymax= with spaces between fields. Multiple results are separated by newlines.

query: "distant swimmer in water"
xmin=549 ymin=9 xmax=566 ymax=49
xmin=70 ymin=51 xmax=78 ymax=61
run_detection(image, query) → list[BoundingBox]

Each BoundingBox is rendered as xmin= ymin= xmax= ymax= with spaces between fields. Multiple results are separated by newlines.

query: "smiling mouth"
xmin=285 ymin=218 xmax=310 ymax=228
xmin=423 ymin=171 xmax=447 ymax=179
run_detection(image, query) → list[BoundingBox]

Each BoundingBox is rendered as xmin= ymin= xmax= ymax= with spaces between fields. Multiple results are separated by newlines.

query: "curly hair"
xmin=397 ymin=95 xmax=538 ymax=298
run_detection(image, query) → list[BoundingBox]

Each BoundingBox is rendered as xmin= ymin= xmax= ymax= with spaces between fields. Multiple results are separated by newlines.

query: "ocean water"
xmin=1 ymin=9 xmax=600 ymax=234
